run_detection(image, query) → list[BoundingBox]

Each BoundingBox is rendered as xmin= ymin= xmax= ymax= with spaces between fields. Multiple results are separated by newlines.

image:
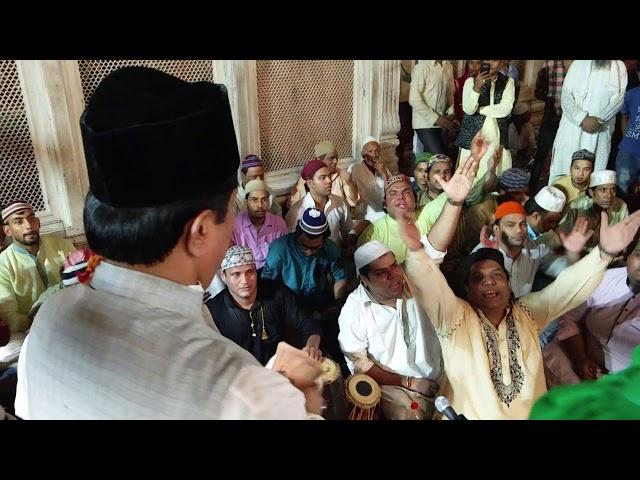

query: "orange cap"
xmin=495 ymin=201 xmax=526 ymax=221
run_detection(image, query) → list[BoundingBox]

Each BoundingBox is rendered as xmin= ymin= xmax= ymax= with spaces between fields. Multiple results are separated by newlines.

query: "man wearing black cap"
xmin=398 ymin=207 xmax=640 ymax=419
xmin=15 ymin=67 xmax=315 ymax=419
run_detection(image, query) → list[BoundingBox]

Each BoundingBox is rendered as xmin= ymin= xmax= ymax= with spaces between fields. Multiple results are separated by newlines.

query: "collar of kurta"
xmin=303 ymin=191 xmax=331 ymax=211
xmin=10 ymin=242 xmax=39 ymax=259
xmin=90 ymin=260 xmax=206 ymax=320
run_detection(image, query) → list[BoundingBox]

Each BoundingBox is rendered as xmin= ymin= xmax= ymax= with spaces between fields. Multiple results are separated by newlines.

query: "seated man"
xmin=508 ymin=103 xmax=537 ymax=169
xmin=0 ymin=200 xmax=75 ymax=333
xmin=474 ymin=197 xmax=590 ymax=298
xmin=399 ymin=208 xmax=640 ymax=419
xmin=288 ymin=141 xmax=360 ymax=209
xmin=207 ymin=246 xmax=322 ymax=366
xmin=552 ymin=149 xmax=594 ymax=207
xmin=262 ymin=208 xmax=349 ymax=365
xmin=348 ymin=136 xmax=390 ymax=222
xmin=230 ymin=179 xmax=288 ymax=271
xmin=411 ymin=153 xmax=451 ymax=209
xmin=559 ymin=170 xmax=629 ymax=251
xmin=360 ymin=139 xmax=492 ymax=265
xmin=233 ymin=154 xmax=282 ymax=217
xmin=285 ymin=159 xmax=358 ymax=250
xmin=543 ymin=240 xmax=640 ymax=386
xmin=339 ymin=241 xmax=444 ymax=420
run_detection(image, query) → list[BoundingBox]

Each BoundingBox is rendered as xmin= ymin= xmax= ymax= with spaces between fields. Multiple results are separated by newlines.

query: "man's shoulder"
xmin=322 ymin=239 xmax=342 ymax=259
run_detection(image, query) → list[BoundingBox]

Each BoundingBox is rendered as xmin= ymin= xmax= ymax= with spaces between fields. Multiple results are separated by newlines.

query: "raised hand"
xmin=470 ymin=132 xmax=489 ymax=160
xmin=599 ymin=210 xmax=640 ymax=256
xmin=436 ymin=155 xmax=480 ymax=203
xmin=398 ymin=212 xmax=423 ymax=252
xmin=487 ymin=145 xmax=503 ymax=174
xmin=559 ymin=216 xmax=594 ymax=254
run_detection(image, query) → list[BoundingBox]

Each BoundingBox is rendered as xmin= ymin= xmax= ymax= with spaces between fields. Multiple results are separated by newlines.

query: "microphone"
xmin=435 ymin=396 xmax=467 ymax=420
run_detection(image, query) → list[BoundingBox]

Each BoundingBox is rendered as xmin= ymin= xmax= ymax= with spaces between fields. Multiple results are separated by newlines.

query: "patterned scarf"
xmin=544 ymin=60 xmax=566 ymax=116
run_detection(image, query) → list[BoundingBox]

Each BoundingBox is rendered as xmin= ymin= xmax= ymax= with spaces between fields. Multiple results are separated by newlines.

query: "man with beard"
xmin=474 ymin=198 xmax=592 ymax=298
xmin=548 ymin=60 xmax=627 ymax=182
xmin=0 ymin=200 xmax=75 ymax=333
xmin=543 ymin=240 xmax=640 ymax=387
xmin=349 ymin=137 xmax=391 ymax=222
xmin=233 ymin=154 xmax=282 ymax=217
xmin=398 ymin=205 xmax=640 ymax=419
xmin=230 ymin=179 xmax=288 ymax=271
xmin=560 ymin=170 xmax=629 ymax=251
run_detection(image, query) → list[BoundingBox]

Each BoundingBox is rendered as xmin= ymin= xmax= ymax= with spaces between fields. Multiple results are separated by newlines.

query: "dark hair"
xmin=571 ymin=156 xmax=595 ymax=167
xmin=524 ymin=197 xmax=549 ymax=217
xmin=84 ymin=174 xmax=236 ymax=266
xmin=359 ymin=264 xmax=371 ymax=278
xmin=295 ymin=224 xmax=330 ymax=240
xmin=241 ymin=167 xmax=248 ymax=175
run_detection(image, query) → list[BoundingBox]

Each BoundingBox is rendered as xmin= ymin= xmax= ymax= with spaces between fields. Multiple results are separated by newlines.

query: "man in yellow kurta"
xmin=399 ymin=204 xmax=640 ymax=420
xmin=0 ymin=201 xmax=75 ymax=333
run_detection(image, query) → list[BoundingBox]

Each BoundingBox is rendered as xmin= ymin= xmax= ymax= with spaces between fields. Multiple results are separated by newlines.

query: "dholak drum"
xmin=345 ymin=373 xmax=381 ymax=420
xmin=320 ymin=358 xmax=348 ymax=420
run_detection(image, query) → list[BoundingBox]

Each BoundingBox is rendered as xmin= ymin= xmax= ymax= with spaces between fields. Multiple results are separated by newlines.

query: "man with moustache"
xmin=398 ymin=204 xmax=640 ymax=419
xmin=349 ymin=137 xmax=391 ymax=223
xmin=0 ymin=200 xmax=75 ymax=333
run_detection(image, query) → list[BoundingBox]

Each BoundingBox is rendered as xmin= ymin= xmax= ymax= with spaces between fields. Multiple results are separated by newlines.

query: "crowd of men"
xmin=1 ymin=59 xmax=640 ymax=419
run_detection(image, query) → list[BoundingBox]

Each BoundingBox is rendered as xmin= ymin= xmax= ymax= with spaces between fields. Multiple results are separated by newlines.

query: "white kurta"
xmin=548 ymin=60 xmax=627 ymax=182
xmin=15 ymin=261 xmax=308 ymax=419
xmin=459 ymin=76 xmax=515 ymax=179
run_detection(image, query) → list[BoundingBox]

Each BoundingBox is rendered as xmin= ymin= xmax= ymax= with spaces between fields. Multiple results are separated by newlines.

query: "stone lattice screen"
xmin=256 ymin=60 xmax=354 ymax=172
xmin=77 ymin=60 xmax=215 ymax=104
xmin=0 ymin=60 xmax=46 ymax=212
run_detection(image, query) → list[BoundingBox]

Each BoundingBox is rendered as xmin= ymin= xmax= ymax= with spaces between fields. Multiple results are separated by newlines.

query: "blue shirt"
xmin=619 ymin=87 xmax=640 ymax=156
xmin=261 ymin=233 xmax=347 ymax=302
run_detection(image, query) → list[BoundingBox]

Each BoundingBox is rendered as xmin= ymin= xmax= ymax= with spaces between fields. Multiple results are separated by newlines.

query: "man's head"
xmin=426 ymin=154 xmax=452 ymax=195
xmin=589 ymin=170 xmax=617 ymax=210
xmin=511 ymin=102 xmax=531 ymax=125
xmin=570 ymin=150 xmax=595 ymax=188
xmin=464 ymin=248 xmax=511 ymax=312
xmin=296 ymin=208 xmax=329 ymax=257
xmin=493 ymin=201 xmax=527 ymax=250
xmin=626 ymin=241 xmax=640 ymax=288
xmin=355 ymin=241 xmax=404 ymax=302
xmin=594 ymin=60 xmax=612 ymax=70
xmin=2 ymin=200 xmax=40 ymax=248
xmin=240 ymin=154 xmax=265 ymax=188
xmin=467 ymin=60 xmax=482 ymax=77
xmin=79 ymin=66 xmax=240 ymax=288
xmin=245 ymin=179 xmax=270 ymax=221
xmin=525 ymin=186 xmax=566 ymax=234
xmin=302 ymin=159 xmax=332 ymax=197
xmin=221 ymin=245 xmax=258 ymax=302
xmin=487 ymin=60 xmax=502 ymax=77
xmin=314 ymin=141 xmax=338 ymax=174
xmin=384 ymin=175 xmax=415 ymax=219
xmin=498 ymin=168 xmax=530 ymax=204
xmin=361 ymin=136 xmax=381 ymax=167
xmin=412 ymin=152 xmax=433 ymax=190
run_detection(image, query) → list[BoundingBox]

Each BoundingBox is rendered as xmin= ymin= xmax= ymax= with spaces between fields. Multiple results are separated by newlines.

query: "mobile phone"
xmin=480 ymin=62 xmax=490 ymax=75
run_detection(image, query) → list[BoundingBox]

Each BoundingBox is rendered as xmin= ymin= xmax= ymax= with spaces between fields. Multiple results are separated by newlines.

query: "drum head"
xmin=320 ymin=358 xmax=339 ymax=384
xmin=346 ymin=373 xmax=381 ymax=407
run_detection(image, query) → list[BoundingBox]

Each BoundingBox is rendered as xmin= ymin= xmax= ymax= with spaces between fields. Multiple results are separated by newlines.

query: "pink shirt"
xmin=556 ymin=267 xmax=640 ymax=373
xmin=230 ymin=212 xmax=288 ymax=269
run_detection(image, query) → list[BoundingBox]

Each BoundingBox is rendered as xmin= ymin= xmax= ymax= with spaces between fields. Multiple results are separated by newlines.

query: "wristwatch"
xmin=447 ymin=198 xmax=464 ymax=207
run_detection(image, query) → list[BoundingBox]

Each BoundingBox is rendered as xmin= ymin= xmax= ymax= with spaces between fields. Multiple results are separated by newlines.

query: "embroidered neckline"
xmin=480 ymin=308 xmax=524 ymax=406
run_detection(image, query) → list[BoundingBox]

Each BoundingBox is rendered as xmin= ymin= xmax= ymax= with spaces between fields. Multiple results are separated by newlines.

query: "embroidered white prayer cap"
xmin=354 ymin=240 xmax=392 ymax=275
xmin=590 ymin=170 xmax=617 ymax=188
xmin=221 ymin=245 xmax=255 ymax=271
xmin=361 ymin=136 xmax=379 ymax=149
xmin=534 ymin=186 xmax=566 ymax=213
